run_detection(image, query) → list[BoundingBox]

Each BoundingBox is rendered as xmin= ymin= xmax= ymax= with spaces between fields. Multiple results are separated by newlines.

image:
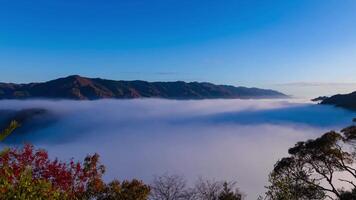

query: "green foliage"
xmin=266 ymin=158 xmax=325 ymax=200
xmin=97 ymin=179 xmax=150 ymax=200
xmin=0 ymin=120 xmax=19 ymax=142
xmin=0 ymin=168 xmax=63 ymax=200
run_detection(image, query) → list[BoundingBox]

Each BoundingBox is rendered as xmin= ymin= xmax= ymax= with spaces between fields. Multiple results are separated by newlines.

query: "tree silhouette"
xmin=266 ymin=124 xmax=356 ymax=200
xmin=150 ymin=174 xmax=191 ymax=200
xmin=218 ymin=182 xmax=243 ymax=200
xmin=150 ymin=175 xmax=244 ymax=200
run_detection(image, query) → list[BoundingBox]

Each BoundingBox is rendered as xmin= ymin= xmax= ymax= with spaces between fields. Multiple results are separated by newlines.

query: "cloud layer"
xmin=0 ymin=99 xmax=354 ymax=199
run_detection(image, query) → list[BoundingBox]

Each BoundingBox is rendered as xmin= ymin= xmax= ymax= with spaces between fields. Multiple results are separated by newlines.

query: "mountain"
xmin=0 ymin=108 xmax=56 ymax=136
xmin=0 ymin=75 xmax=287 ymax=100
xmin=321 ymin=91 xmax=356 ymax=110
xmin=311 ymin=96 xmax=329 ymax=102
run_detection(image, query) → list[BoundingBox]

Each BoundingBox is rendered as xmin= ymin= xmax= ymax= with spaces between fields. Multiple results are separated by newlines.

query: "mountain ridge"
xmin=0 ymin=75 xmax=288 ymax=100
xmin=321 ymin=91 xmax=356 ymax=110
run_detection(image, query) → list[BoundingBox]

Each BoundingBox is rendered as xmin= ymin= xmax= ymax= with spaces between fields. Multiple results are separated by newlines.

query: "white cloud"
xmin=0 ymin=99 xmax=354 ymax=199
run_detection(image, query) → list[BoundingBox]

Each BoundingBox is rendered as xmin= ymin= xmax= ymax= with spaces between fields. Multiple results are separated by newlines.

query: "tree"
xmin=150 ymin=175 xmax=244 ymax=200
xmin=150 ymin=174 xmax=192 ymax=200
xmin=266 ymin=157 xmax=326 ymax=200
xmin=218 ymin=182 xmax=243 ymax=200
xmin=0 ymin=167 xmax=62 ymax=200
xmin=0 ymin=144 xmax=106 ymax=199
xmin=193 ymin=178 xmax=244 ymax=200
xmin=193 ymin=178 xmax=223 ymax=200
xmin=266 ymin=125 xmax=356 ymax=200
xmin=97 ymin=179 xmax=150 ymax=200
xmin=0 ymin=144 xmax=151 ymax=200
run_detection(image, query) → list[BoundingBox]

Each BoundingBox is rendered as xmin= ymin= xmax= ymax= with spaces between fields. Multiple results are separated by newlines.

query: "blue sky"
xmin=1 ymin=0 xmax=356 ymax=95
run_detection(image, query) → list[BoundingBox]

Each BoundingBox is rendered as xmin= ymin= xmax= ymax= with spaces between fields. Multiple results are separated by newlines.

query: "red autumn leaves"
xmin=0 ymin=144 xmax=105 ymax=198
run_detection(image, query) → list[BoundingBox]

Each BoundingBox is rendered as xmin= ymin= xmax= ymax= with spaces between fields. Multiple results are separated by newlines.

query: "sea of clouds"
xmin=0 ymin=99 xmax=355 ymax=199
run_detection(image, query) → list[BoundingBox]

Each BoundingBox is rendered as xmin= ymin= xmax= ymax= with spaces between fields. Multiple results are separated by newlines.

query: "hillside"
xmin=321 ymin=91 xmax=356 ymax=110
xmin=0 ymin=108 xmax=55 ymax=136
xmin=0 ymin=75 xmax=287 ymax=100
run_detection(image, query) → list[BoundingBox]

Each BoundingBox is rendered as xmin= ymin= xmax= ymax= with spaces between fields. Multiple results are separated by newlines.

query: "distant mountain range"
xmin=320 ymin=91 xmax=356 ymax=110
xmin=0 ymin=75 xmax=287 ymax=100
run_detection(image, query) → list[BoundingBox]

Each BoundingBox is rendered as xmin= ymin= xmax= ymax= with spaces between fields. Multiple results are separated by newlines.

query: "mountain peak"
xmin=65 ymin=74 xmax=83 ymax=79
xmin=51 ymin=75 xmax=93 ymax=86
xmin=62 ymin=75 xmax=88 ymax=82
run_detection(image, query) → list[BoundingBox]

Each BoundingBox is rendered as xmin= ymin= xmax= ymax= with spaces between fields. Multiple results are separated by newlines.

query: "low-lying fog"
xmin=0 ymin=99 xmax=355 ymax=199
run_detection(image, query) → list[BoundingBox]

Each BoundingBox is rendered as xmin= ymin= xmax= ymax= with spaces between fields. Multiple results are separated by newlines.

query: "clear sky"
xmin=1 ymin=0 xmax=356 ymax=96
